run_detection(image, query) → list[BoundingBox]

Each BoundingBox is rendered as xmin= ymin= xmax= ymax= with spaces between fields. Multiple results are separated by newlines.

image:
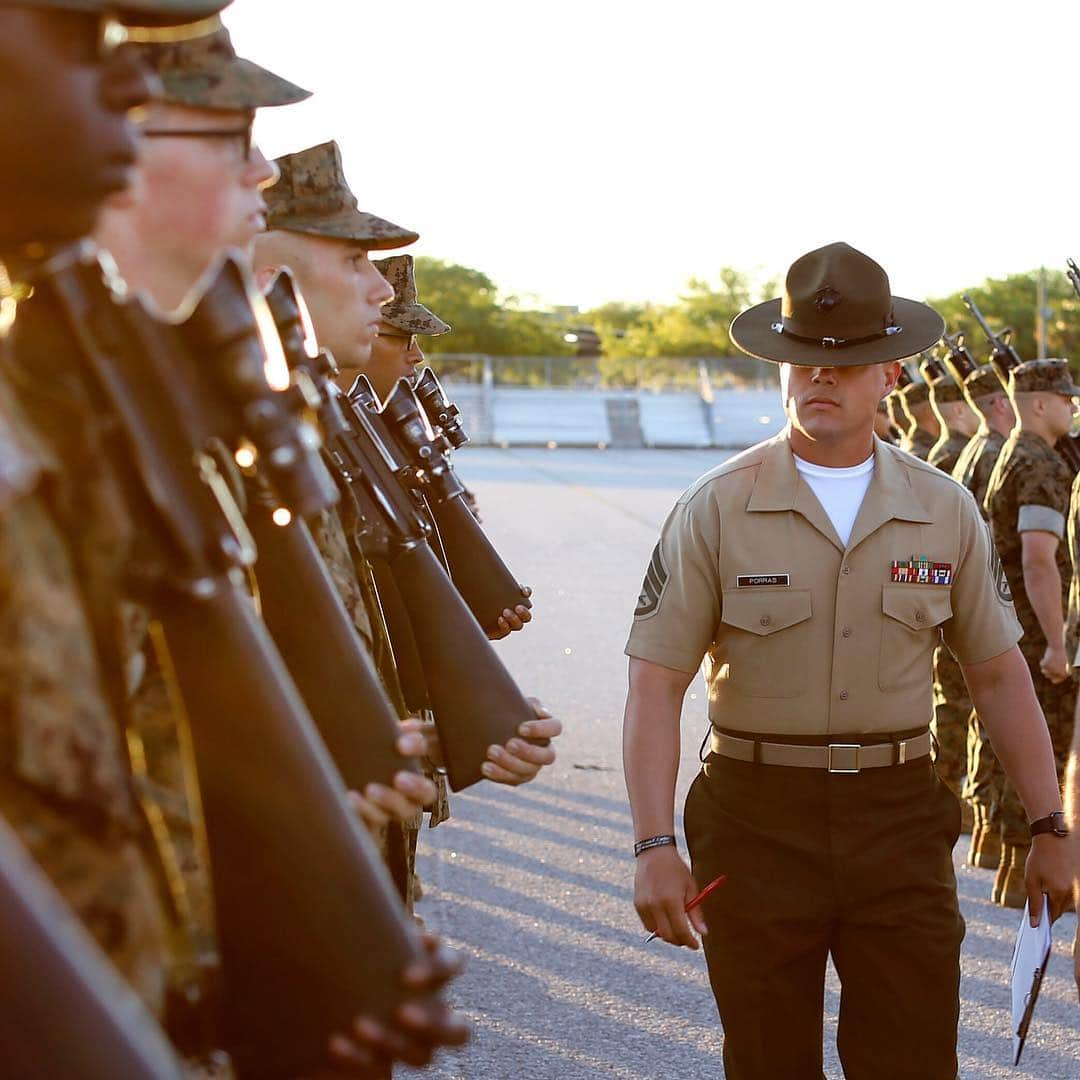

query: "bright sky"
xmin=227 ymin=0 xmax=1079 ymax=313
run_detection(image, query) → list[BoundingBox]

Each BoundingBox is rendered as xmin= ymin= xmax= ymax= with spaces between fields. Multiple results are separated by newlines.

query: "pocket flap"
xmin=881 ymin=584 xmax=952 ymax=631
xmin=721 ymin=588 xmax=812 ymax=636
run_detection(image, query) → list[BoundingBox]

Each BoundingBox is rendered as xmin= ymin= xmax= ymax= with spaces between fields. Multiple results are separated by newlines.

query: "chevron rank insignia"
xmin=890 ymin=554 xmax=952 ymax=586
xmin=635 ymin=542 xmax=668 ymax=617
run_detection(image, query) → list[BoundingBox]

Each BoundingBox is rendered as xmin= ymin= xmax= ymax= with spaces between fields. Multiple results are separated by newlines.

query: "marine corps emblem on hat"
xmin=264 ymin=141 xmax=418 ymax=249
xmin=730 ymin=243 xmax=945 ymax=367
xmin=374 ymin=255 xmax=450 ymax=337
xmin=140 ymin=20 xmax=309 ymax=110
xmin=1007 ymin=358 xmax=1080 ymax=398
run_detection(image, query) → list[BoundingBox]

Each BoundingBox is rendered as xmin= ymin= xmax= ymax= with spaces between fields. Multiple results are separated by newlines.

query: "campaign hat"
xmin=265 ymin=141 xmax=417 ymax=249
xmin=374 ymin=255 xmax=450 ymax=336
xmin=6 ymin=1 xmax=230 ymax=21
xmin=140 ymin=19 xmax=309 ymax=110
xmin=730 ymin=242 xmax=944 ymax=367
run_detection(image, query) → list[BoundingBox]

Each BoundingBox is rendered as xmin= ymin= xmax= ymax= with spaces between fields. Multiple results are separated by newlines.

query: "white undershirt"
xmin=793 ymin=452 xmax=875 ymax=547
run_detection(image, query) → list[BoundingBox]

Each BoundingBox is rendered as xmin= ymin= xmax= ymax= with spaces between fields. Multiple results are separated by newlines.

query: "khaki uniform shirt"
xmin=625 ymin=432 xmax=1021 ymax=737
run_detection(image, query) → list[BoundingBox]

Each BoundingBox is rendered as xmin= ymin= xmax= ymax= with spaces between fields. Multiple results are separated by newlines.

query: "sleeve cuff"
xmin=624 ymin=638 xmax=703 ymax=674
xmin=1017 ymin=504 xmax=1066 ymax=537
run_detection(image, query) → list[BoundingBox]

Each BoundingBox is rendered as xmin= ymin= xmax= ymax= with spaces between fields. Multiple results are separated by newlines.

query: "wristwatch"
xmin=1028 ymin=811 xmax=1070 ymax=838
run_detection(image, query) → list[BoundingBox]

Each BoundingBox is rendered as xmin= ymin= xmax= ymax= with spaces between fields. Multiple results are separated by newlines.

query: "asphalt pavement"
xmin=401 ymin=447 xmax=1080 ymax=1080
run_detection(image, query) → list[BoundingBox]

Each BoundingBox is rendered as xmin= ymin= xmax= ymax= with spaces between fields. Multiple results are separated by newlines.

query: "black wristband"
xmin=634 ymin=834 xmax=676 ymax=857
xmin=1029 ymin=811 xmax=1069 ymax=838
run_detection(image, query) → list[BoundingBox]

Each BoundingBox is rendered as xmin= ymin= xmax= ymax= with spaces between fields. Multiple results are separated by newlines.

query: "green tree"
xmin=930 ymin=270 xmax=1080 ymax=365
xmin=412 ymin=257 xmax=571 ymax=357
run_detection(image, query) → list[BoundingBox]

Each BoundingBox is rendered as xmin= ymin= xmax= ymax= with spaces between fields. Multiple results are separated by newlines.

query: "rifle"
xmin=0 ymin=818 xmax=184 ymax=1079
xmin=1067 ymin=257 xmax=1080 ymax=300
xmin=36 ymin=245 xmax=436 ymax=1078
xmin=252 ymin=272 xmax=417 ymax=788
xmin=961 ymin=294 xmax=1023 ymax=386
xmin=939 ymin=331 xmax=978 ymax=383
xmin=917 ymin=349 xmax=949 ymax=386
xmin=378 ymin=378 xmax=533 ymax=635
xmin=264 ymin=272 xmax=539 ymax=790
xmin=415 ymin=366 xmax=469 ymax=450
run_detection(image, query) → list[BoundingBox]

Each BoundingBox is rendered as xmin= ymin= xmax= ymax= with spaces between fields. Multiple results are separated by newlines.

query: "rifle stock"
xmin=380 ymin=379 xmax=532 ymax=634
xmin=39 ymin=246 xmax=434 ymax=1077
xmin=0 ymin=819 xmax=184 ymax=1079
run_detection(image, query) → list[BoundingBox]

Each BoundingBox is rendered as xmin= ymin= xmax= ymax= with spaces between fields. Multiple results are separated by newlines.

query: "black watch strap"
xmin=1029 ymin=811 xmax=1069 ymax=838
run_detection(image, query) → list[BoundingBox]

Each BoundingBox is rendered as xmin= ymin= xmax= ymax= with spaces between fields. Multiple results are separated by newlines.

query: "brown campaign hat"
xmin=6 ymin=1 xmax=230 ymax=20
xmin=265 ymin=141 xmax=418 ymax=249
xmin=730 ymin=242 xmax=944 ymax=367
xmin=374 ymin=255 xmax=450 ymax=336
xmin=1008 ymin=358 xmax=1080 ymax=397
xmin=141 ymin=19 xmax=309 ymax=110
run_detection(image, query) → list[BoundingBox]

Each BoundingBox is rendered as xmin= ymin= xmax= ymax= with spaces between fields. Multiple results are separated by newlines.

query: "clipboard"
xmin=1009 ymin=895 xmax=1052 ymax=1066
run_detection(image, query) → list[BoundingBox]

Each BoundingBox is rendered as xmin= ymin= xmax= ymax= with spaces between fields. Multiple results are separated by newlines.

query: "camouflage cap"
xmin=265 ymin=141 xmax=418 ymax=249
xmin=918 ymin=353 xmax=964 ymax=404
xmin=1008 ymin=358 xmax=1080 ymax=397
xmin=964 ymin=365 xmax=1004 ymax=400
xmin=373 ymin=255 xmax=450 ymax=337
xmin=140 ymin=20 xmax=309 ymax=110
xmin=5 ymin=1 xmax=230 ymax=20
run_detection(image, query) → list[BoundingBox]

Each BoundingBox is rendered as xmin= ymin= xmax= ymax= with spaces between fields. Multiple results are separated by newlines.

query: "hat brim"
xmin=381 ymin=302 xmax=450 ymax=337
xmin=33 ymin=2 xmax=232 ymax=21
xmin=730 ymin=295 xmax=945 ymax=367
xmin=160 ymin=56 xmax=311 ymax=110
xmin=272 ymin=209 xmax=418 ymax=249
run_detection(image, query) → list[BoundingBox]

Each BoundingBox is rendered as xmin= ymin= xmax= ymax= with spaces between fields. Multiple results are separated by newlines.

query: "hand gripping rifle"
xmin=961 ymin=294 xmax=1023 ymax=387
xmin=36 ymin=245 xmax=436 ymax=1078
xmin=265 ymin=274 xmax=539 ymax=789
xmin=376 ymin=377 xmax=533 ymax=635
xmin=0 ymin=818 xmax=184 ymax=1079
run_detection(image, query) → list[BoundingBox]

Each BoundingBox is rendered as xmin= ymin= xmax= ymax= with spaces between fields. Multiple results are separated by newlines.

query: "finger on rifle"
xmin=503 ymin=737 xmax=556 ymax=767
xmin=347 ymin=789 xmax=389 ymax=830
xmin=487 ymin=620 xmax=510 ymax=641
xmin=363 ymin=782 xmax=418 ymax=825
xmin=326 ymin=1032 xmax=379 ymax=1072
xmin=404 ymin=939 xmax=464 ymax=990
xmin=395 ymin=1000 xmax=471 ymax=1048
xmin=525 ymin=697 xmax=553 ymax=720
xmin=519 ymin=714 xmax=562 ymax=740
xmin=500 ymin=608 xmax=524 ymax=631
xmin=395 ymin=730 xmax=427 ymax=760
xmin=481 ymin=759 xmax=527 ymax=785
xmin=513 ymin=605 xmax=532 ymax=623
xmin=520 ymin=585 xmax=533 ymax=598
xmin=393 ymin=770 xmax=437 ymax=805
xmin=485 ymin=743 xmax=543 ymax=778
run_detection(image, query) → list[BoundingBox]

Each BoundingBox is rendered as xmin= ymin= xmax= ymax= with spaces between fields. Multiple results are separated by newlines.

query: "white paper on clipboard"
xmin=1009 ymin=895 xmax=1052 ymax=1066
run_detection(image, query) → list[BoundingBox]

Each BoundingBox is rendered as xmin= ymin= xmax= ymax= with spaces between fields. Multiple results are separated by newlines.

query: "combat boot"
xmin=991 ymin=842 xmax=1029 ymax=909
xmin=967 ymin=804 xmax=1002 ymax=870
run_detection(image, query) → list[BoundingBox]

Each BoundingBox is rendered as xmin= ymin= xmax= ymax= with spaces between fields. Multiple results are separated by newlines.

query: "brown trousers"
xmin=684 ymin=738 xmax=964 ymax=1080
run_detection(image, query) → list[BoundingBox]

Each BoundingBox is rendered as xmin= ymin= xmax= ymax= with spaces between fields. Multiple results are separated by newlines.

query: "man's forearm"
xmin=1023 ymin=556 xmax=1065 ymax=649
xmin=622 ymin=663 xmax=690 ymax=841
xmin=964 ymin=647 xmax=1063 ymax=821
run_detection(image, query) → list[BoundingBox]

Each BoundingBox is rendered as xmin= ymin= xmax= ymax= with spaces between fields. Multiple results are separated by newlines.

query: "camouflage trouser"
xmin=998 ymin=652 xmax=1077 ymax=846
xmin=964 ymin=714 xmax=1001 ymax=816
xmin=931 ymin=645 xmax=971 ymax=798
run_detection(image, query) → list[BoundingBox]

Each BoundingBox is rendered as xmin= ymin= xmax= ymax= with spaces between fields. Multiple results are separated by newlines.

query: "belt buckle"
xmin=827 ymin=743 xmax=861 ymax=774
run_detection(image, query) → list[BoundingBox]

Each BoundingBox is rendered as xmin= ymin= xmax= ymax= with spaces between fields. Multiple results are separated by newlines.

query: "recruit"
xmin=622 ymin=242 xmax=1074 ymax=1080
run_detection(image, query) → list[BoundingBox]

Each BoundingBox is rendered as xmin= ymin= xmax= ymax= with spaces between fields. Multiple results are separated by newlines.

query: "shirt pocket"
xmin=716 ymin=588 xmax=813 ymax=698
xmin=879 ymin=585 xmax=953 ymax=692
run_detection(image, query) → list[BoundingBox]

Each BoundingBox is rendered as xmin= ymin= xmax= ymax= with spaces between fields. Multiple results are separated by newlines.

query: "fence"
xmin=430 ymin=355 xmax=785 ymax=449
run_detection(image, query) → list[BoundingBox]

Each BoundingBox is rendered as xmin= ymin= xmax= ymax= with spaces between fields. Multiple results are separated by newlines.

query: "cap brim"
xmin=272 ymin=208 xmax=418 ymax=249
xmin=159 ymin=56 xmax=310 ymax=110
xmin=381 ymin=302 xmax=450 ymax=337
xmin=730 ymin=295 xmax=945 ymax=367
xmin=23 ymin=1 xmax=229 ymax=19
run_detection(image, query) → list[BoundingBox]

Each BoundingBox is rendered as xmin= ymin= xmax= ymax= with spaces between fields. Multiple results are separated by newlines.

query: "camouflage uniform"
xmin=921 ymin=363 xmax=975 ymax=809
xmin=264 ymin=144 xmax=445 ymax=914
xmin=952 ymin=426 xmax=1007 ymax=865
xmin=985 ymin=360 xmax=1080 ymax=904
xmin=374 ymin=254 xmax=452 ymax=338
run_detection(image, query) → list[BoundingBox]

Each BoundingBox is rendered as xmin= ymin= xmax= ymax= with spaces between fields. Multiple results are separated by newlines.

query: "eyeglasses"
xmin=140 ymin=117 xmax=255 ymax=162
xmin=97 ymin=14 xmax=223 ymax=59
xmin=378 ymin=331 xmax=418 ymax=349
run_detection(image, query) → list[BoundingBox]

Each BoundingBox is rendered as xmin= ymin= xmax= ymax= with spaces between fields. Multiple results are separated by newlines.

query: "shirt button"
xmin=841 ymin=626 xmax=852 ymax=638
xmin=839 ymin=689 xmax=850 ymax=701
xmin=760 ymin=615 xmax=772 ymax=627
xmin=915 ymin=610 xmax=926 ymax=623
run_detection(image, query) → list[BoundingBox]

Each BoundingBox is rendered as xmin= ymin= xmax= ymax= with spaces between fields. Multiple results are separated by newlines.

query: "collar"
xmin=747 ymin=431 xmax=933 ymax=552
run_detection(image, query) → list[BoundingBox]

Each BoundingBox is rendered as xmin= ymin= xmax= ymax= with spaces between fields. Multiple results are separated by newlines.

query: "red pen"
xmin=645 ymin=873 xmax=727 ymax=943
